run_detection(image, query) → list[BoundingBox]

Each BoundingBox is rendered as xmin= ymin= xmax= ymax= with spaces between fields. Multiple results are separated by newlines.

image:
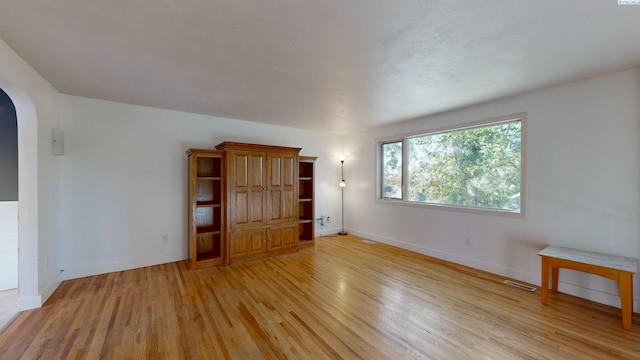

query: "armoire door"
xmin=229 ymin=229 xmax=267 ymax=260
xmin=229 ymin=150 xmax=267 ymax=229
xmin=267 ymin=152 xmax=298 ymax=225
xmin=267 ymin=225 xmax=297 ymax=252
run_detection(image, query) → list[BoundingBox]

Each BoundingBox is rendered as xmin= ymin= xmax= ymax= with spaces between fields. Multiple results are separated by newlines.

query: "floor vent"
xmin=503 ymin=280 xmax=536 ymax=292
xmin=361 ymin=240 xmax=377 ymax=245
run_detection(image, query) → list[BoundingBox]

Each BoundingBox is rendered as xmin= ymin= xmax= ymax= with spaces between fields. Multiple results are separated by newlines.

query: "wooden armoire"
xmin=215 ymin=142 xmax=301 ymax=263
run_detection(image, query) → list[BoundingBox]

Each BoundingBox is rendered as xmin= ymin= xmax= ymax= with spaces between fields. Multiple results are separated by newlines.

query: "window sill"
xmin=375 ymin=198 xmax=524 ymax=217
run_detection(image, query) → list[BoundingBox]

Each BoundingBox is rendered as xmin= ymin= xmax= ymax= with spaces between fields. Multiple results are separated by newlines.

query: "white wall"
xmin=57 ymin=95 xmax=343 ymax=279
xmin=345 ymin=67 xmax=640 ymax=311
xmin=0 ymin=37 xmax=63 ymax=309
xmin=0 ymin=201 xmax=18 ymax=291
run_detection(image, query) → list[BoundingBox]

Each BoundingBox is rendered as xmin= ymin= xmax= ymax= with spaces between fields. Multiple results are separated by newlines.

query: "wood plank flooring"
xmin=1 ymin=234 xmax=639 ymax=359
xmin=0 ymin=289 xmax=18 ymax=333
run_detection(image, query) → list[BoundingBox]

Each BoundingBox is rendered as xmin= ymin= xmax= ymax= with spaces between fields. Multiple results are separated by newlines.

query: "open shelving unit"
xmin=187 ymin=149 xmax=225 ymax=268
xmin=298 ymin=156 xmax=317 ymax=248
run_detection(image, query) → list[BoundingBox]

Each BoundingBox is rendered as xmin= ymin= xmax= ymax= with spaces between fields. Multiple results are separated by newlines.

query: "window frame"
xmin=380 ymin=140 xmax=404 ymax=200
xmin=376 ymin=113 xmax=526 ymax=216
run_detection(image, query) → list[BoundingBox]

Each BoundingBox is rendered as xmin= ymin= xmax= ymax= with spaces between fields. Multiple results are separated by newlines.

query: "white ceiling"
xmin=1 ymin=1 xmax=639 ymax=134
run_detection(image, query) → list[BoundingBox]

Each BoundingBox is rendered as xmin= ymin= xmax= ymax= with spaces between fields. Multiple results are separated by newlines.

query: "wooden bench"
xmin=538 ymin=246 xmax=637 ymax=330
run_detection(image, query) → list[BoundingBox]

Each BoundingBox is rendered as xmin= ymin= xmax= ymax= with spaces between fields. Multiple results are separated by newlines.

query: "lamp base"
xmin=338 ymin=232 xmax=348 ymax=236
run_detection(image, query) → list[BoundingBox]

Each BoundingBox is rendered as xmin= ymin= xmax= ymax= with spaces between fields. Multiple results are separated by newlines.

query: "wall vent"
xmin=361 ymin=239 xmax=376 ymax=245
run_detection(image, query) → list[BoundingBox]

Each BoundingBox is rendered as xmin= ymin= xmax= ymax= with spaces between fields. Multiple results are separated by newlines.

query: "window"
xmin=381 ymin=141 xmax=402 ymax=199
xmin=378 ymin=114 xmax=524 ymax=214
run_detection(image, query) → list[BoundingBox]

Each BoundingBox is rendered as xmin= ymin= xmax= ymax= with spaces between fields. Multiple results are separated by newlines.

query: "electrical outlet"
xmin=161 ymin=234 xmax=169 ymax=244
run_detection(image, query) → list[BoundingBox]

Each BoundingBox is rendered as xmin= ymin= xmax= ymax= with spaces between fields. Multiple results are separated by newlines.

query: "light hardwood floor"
xmin=0 ymin=289 xmax=18 ymax=333
xmin=1 ymin=235 xmax=639 ymax=359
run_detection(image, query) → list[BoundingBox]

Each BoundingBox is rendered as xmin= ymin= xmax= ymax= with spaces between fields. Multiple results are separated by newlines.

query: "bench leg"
xmin=551 ymin=267 xmax=559 ymax=293
xmin=541 ymin=256 xmax=549 ymax=305
xmin=619 ymin=272 xmax=633 ymax=331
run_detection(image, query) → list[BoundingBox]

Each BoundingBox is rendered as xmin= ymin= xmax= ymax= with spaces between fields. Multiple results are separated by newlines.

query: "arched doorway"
xmin=0 ymin=76 xmax=40 ymax=315
xmin=0 ymin=88 xmax=18 ymax=329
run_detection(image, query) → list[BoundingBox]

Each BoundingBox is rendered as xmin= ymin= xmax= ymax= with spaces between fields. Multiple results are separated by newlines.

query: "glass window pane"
xmin=382 ymin=141 xmax=402 ymax=199
xmin=407 ymin=121 xmax=521 ymax=211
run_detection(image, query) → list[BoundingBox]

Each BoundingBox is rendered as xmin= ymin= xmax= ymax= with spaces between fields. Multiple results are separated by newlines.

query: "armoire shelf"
xmin=298 ymin=156 xmax=317 ymax=248
xmin=187 ymin=149 xmax=225 ymax=269
xmin=196 ymin=202 xmax=221 ymax=207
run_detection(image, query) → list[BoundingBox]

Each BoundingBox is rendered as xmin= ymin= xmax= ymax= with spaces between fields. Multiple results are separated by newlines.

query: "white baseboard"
xmin=316 ymin=226 xmax=342 ymax=237
xmin=62 ymin=252 xmax=188 ymax=281
xmin=348 ymin=228 xmax=640 ymax=312
xmin=555 ymin=281 xmax=639 ymax=312
xmin=38 ymin=270 xmax=65 ymax=306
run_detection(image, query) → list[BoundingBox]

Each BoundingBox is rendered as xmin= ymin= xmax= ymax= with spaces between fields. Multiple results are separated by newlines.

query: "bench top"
xmin=538 ymin=246 xmax=637 ymax=273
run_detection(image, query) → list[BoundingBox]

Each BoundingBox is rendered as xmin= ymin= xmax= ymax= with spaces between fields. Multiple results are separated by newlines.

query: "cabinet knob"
xmin=262 ymin=239 xmax=266 ymax=243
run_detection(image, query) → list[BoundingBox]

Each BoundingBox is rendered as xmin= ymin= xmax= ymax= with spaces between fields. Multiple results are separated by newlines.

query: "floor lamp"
xmin=338 ymin=159 xmax=347 ymax=235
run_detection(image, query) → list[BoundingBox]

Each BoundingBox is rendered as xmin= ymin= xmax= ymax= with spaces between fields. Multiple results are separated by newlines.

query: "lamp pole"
xmin=338 ymin=159 xmax=347 ymax=235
